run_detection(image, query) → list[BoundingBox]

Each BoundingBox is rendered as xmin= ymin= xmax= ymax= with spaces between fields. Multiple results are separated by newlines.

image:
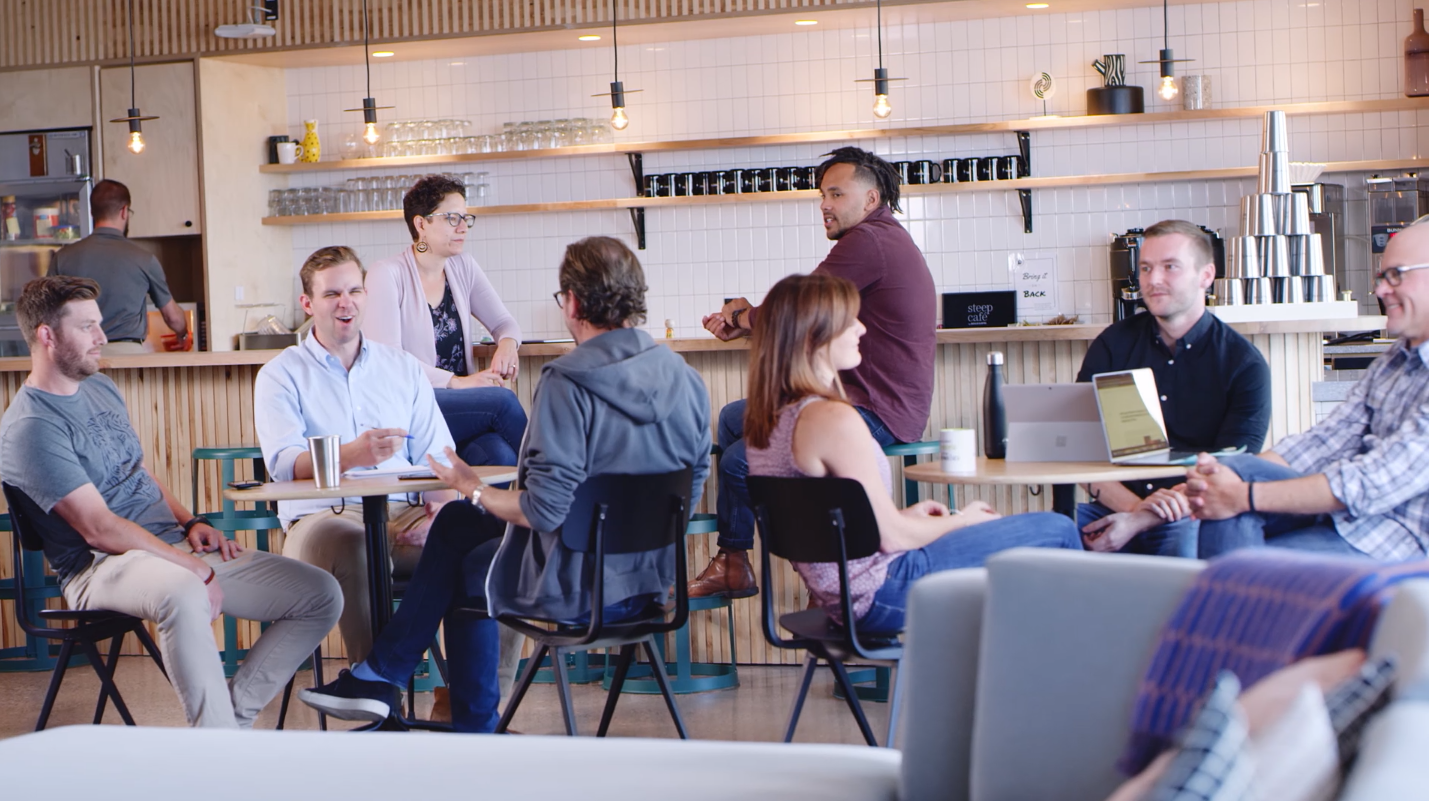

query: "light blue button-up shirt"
xmin=254 ymin=332 xmax=456 ymax=526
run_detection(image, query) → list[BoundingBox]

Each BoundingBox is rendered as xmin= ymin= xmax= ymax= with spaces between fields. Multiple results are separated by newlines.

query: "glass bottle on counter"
xmin=983 ymin=351 xmax=1007 ymax=459
xmin=1407 ymin=9 xmax=1429 ymax=97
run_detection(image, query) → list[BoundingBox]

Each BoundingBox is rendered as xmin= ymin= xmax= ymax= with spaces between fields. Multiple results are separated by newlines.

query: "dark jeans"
xmin=1196 ymin=454 xmax=1365 ymax=559
xmin=433 ymin=387 xmax=527 ymax=468
xmin=857 ymin=512 xmax=1083 ymax=632
xmin=1077 ymin=500 xmax=1199 ymax=558
xmin=716 ymin=399 xmax=901 ymax=551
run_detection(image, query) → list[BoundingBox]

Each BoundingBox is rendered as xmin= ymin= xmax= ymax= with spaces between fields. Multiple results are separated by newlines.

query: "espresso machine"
xmin=1109 ymin=226 xmax=1225 ymax=321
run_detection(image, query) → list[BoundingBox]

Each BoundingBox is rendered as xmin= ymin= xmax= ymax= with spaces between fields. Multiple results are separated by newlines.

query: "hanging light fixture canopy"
xmin=592 ymin=0 xmax=641 ymax=130
xmin=345 ymin=0 xmax=395 ymax=147
xmin=108 ymin=0 xmax=160 ymax=154
xmin=853 ymin=0 xmax=906 ymax=119
xmin=1138 ymin=0 xmax=1194 ymax=101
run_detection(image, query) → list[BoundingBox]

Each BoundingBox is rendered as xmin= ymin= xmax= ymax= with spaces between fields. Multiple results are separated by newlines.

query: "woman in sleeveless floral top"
xmin=744 ymin=274 xmax=1081 ymax=632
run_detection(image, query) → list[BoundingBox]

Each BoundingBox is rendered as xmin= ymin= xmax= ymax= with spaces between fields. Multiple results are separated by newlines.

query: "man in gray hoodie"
xmin=298 ymin=236 xmax=711 ymax=732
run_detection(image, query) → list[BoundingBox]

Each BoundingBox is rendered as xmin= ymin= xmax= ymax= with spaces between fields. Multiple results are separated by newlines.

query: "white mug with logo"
xmin=276 ymin=142 xmax=304 ymax=164
xmin=939 ymin=428 xmax=977 ymax=473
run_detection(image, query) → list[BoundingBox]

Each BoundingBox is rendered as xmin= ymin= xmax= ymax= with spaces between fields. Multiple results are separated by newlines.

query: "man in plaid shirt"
xmin=1187 ymin=221 xmax=1429 ymax=561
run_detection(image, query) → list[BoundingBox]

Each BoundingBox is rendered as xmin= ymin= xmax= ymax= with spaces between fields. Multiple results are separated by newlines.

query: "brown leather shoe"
xmin=687 ymin=548 xmax=758 ymax=598
xmin=430 ymin=686 xmax=451 ymax=723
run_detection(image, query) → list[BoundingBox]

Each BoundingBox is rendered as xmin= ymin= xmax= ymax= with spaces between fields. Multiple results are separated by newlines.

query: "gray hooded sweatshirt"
xmin=486 ymin=327 xmax=711 ymax=622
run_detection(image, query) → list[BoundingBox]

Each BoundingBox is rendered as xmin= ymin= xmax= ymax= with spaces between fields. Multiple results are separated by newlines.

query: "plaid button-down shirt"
xmin=1274 ymin=338 xmax=1429 ymax=560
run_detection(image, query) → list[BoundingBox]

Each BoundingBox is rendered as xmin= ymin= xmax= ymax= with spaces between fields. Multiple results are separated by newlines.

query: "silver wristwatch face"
xmin=469 ymin=487 xmax=483 ymax=510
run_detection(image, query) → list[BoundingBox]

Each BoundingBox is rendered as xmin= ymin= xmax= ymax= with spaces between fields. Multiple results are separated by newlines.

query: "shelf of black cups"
xmin=644 ymin=165 xmax=820 ymax=198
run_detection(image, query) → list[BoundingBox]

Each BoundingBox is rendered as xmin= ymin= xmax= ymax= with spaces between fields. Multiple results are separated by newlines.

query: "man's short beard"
xmin=54 ymin=343 xmax=98 ymax=381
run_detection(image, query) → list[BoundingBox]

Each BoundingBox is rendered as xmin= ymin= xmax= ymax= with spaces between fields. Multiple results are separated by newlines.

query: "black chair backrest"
xmin=4 ymin=483 xmax=47 ymax=554
xmin=747 ymin=476 xmax=882 ymax=563
xmin=557 ymin=468 xmax=693 ymax=556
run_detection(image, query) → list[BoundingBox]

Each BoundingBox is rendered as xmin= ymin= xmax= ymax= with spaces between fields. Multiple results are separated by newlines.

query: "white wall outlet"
xmin=235 ymin=285 xmax=245 ymax=301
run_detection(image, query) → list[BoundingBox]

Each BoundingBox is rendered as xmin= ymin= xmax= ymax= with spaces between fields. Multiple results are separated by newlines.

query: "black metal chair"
xmin=748 ymin=475 xmax=904 ymax=748
xmin=4 ymin=483 xmax=168 ymax=731
xmin=457 ymin=468 xmax=694 ymax=737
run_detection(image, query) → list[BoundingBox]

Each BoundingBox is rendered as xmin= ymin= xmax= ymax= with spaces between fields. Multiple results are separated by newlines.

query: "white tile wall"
xmin=281 ymin=0 xmax=1423 ymax=339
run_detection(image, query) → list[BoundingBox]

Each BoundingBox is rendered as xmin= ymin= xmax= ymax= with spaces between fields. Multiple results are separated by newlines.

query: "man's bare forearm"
xmin=1252 ymin=474 xmax=1345 ymax=516
xmin=480 ymin=486 xmax=531 ymax=529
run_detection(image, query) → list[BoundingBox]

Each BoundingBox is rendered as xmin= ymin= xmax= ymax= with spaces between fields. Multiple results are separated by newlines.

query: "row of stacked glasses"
xmin=268 ymin=172 xmax=492 ymax=217
xmin=374 ymin=118 xmax=614 ymax=158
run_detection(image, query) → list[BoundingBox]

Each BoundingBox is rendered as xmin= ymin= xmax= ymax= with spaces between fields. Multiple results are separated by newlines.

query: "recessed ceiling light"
xmin=578 ymin=34 xmax=601 ymax=41
xmin=372 ymin=51 xmax=395 ymax=57
xmin=1026 ymin=3 xmax=1050 ymax=7
xmin=795 ymin=19 xmax=818 ymax=25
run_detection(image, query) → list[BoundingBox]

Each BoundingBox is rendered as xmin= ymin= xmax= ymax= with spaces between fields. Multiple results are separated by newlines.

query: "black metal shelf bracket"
xmin=628 ymin=152 xmax=645 ymax=197
xmin=1018 ymin=189 xmax=1033 ymax=234
xmin=629 ymin=207 xmax=646 ymax=250
xmin=1015 ymin=131 xmax=1031 ymax=177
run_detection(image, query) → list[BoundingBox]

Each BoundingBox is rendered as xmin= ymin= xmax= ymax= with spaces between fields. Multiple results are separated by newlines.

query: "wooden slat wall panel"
xmin=0 ymin=0 xmax=875 ymax=70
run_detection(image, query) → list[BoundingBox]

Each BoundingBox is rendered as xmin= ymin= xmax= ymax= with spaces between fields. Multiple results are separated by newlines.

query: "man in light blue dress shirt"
xmin=255 ymin=246 xmax=458 ymax=663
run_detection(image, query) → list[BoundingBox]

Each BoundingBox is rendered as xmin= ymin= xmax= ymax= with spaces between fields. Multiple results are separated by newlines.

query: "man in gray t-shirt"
xmin=0 ymin=275 xmax=341 ymax=728
xmin=50 ymin=179 xmax=189 ymax=353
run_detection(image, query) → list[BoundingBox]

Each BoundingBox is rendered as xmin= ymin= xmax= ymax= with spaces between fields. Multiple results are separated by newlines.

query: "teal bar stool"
xmin=0 ymin=512 xmax=64 ymax=673
xmin=602 ymin=445 xmax=739 ymax=695
xmin=839 ymin=440 xmax=939 ymax=704
xmin=191 ymin=446 xmax=281 ymax=678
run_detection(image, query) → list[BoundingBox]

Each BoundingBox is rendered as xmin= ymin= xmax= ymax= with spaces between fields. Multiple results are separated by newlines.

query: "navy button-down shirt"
xmin=1077 ymin=310 xmax=1271 ymax=498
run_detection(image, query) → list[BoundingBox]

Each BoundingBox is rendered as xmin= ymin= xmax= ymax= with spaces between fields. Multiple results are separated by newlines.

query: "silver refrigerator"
xmin=0 ymin=128 xmax=92 ymax=355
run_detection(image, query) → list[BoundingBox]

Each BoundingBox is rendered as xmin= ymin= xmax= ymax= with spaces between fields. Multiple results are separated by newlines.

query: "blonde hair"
xmin=744 ymin=273 xmax=861 ymax=450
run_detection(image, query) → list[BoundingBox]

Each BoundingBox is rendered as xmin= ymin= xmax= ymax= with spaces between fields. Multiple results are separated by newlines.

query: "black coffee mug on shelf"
xmin=687 ymin=172 xmax=707 ymax=196
xmin=907 ymin=159 xmax=942 ymax=185
xmin=977 ymin=156 xmax=997 ymax=182
xmin=658 ymin=173 xmax=678 ymax=197
xmin=772 ymin=167 xmax=794 ymax=192
xmin=645 ymin=173 xmax=665 ymax=197
xmin=799 ymin=165 xmax=819 ymax=190
xmin=670 ymin=173 xmax=692 ymax=196
xmin=707 ymin=170 xmax=731 ymax=195
xmin=957 ymin=157 xmax=978 ymax=183
xmin=942 ymin=158 xmax=959 ymax=183
xmin=997 ymin=155 xmax=1021 ymax=181
xmin=893 ymin=161 xmax=912 ymax=185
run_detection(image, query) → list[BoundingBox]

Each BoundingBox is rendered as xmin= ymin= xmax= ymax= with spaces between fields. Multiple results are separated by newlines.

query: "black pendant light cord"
xmin=1163 ymin=0 xmax=1170 ymax=52
xmin=876 ymin=0 xmax=883 ymax=69
xmin=363 ymin=0 xmax=373 ymax=97
xmin=612 ymin=0 xmax=619 ymax=82
xmin=128 ymin=0 xmax=137 ymax=109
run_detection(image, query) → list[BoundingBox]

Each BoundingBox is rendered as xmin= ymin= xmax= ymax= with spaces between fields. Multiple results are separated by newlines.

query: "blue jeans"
xmin=857 ymin=512 xmax=1083 ymax=632
xmin=433 ymin=387 xmax=527 ymax=468
xmin=1196 ymin=454 xmax=1364 ymax=559
xmin=716 ymin=399 xmax=900 ymax=551
xmin=1077 ymin=500 xmax=1199 ymax=558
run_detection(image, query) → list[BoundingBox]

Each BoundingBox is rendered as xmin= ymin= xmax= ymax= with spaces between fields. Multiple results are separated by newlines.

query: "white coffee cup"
xmin=939 ymin=428 xmax=977 ymax=473
xmin=276 ymin=142 xmax=304 ymax=164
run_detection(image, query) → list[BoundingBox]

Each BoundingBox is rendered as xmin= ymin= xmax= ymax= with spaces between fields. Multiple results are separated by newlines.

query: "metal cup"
xmin=1262 ymin=110 xmax=1289 ymax=154
xmin=1213 ymin=278 xmax=1245 ymax=305
xmin=1229 ymin=236 xmax=1261 ymax=278
xmin=307 ymin=435 xmax=341 ymax=489
xmin=1259 ymin=152 xmax=1291 ymax=194
xmin=1240 ymin=195 xmax=1256 ymax=234
xmin=1244 ymin=277 xmax=1271 ymax=304
xmin=1304 ymin=274 xmax=1335 ymax=302
xmin=1306 ymin=233 xmax=1326 ymax=276
xmin=1259 ymin=234 xmax=1290 ymax=277
xmin=1287 ymin=191 xmax=1311 ymax=234
xmin=1250 ymin=194 xmax=1277 ymax=236
xmin=1272 ymin=275 xmax=1306 ymax=303
xmin=1287 ymin=234 xmax=1311 ymax=275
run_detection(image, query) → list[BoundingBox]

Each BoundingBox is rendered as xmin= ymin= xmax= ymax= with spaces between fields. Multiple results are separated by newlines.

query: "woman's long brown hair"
xmin=744 ymin=273 xmax=861 ymax=450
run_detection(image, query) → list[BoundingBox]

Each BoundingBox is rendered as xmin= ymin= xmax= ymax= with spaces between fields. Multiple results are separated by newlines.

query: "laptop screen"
xmin=1092 ymin=369 xmax=1170 ymax=459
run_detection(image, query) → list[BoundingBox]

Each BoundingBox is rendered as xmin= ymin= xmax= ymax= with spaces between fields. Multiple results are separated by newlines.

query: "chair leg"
xmin=78 ymin=638 xmax=136 ymax=727
xmin=783 ymin=653 xmax=819 ymax=743
xmin=596 ymin=644 xmax=638 ymax=737
xmin=551 ymin=646 xmax=579 ymax=736
xmin=828 ymin=657 xmax=879 ymax=747
xmin=496 ymin=643 xmax=546 ymax=734
xmin=311 ymin=647 xmax=327 ymax=731
xmin=429 ymin=637 xmax=448 ymax=684
xmin=885 ymin=663 xmax=903 ymax=749
xmin=641 ymin=638 xmax=689 ymax=740
xmin=133 ymin=624 xmax=168 ymax=681
xmin=407 ymin=674 xmax=417 ymax=719
xmin=92 ymin=634 xmax=125 ymax=724
xmin=34 ymin=639 xmax=75 ymax=732
xmin=277 ymin=675 xmax=294 ymax=730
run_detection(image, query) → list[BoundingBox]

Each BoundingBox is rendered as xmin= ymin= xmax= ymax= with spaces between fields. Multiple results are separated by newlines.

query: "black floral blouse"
xmin=429 ymin=281 xmax=468 ymax=377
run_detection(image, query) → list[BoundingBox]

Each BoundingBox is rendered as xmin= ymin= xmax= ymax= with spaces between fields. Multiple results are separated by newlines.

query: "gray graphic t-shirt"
xmin=0 ymin=373 xmax=183 ymax=585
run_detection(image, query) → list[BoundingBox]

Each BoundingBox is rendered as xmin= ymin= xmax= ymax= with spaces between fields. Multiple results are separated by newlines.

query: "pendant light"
xmin=592 ymin=0 xmax=641 ymax=130
xmin=108 ymin=0 xmax=159 ymax=154
xmin=854 ymin=0 xmax=906 ymax=119
xmin=1139 ymin=0 xmax=1194 ymax=101
xmin=344 ymin=0 xmax=394 ymax=147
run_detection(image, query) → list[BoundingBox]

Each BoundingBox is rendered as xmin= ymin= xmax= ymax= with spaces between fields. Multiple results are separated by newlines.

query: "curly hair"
xmin=403 ymin=174 xmax=466 ymax=242
xmin=559 ymin=237 xmax=647 ymax=329
xmin=814 ymin=147 xmax=901 ymax=213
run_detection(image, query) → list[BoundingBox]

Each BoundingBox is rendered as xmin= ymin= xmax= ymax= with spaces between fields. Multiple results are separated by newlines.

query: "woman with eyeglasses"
xmin=365 ymin=174 xmax=527 ymax=469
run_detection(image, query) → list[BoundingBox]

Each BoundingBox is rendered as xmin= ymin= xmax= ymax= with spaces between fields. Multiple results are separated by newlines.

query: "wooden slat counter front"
xmin=0 ymin=316 xmax=1380 ymax=666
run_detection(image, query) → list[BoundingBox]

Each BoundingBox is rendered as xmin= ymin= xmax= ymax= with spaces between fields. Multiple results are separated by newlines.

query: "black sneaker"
xmin=297 ymin=669 xmax=399 ymax=723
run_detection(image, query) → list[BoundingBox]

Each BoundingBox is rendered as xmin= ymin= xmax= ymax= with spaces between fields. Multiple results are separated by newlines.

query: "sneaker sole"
xmin=297 ymin=688 xmax=391 ymax=722
xmin=691 ymin=587 xmax=758 ymax=599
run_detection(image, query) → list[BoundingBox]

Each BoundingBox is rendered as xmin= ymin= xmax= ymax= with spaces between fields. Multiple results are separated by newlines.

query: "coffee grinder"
xmin=1109 ymin=225 xmax=1225 ymax=321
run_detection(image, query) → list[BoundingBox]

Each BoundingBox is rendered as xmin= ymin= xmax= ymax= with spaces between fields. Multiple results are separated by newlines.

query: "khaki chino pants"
xmin=63 ymin=543 xmax=342 ymax=728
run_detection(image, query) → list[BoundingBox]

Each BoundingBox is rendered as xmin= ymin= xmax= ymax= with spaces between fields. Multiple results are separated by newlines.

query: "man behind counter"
xmin=51 ymin=179 xmax=189 ymax=354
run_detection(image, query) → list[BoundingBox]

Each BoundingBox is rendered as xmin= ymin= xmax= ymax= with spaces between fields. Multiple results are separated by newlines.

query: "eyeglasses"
xmin=1374 ymin=263 xmax=1429 ymax=287
xmin=425 ymin=212 xmax=476 ymax=228
xmin=552 ymin=291 xmax=567 ymax=308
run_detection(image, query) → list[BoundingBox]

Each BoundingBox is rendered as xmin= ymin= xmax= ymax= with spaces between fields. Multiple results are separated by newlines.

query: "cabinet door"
xmin=99 ymin=62 xmax=201 ymax=237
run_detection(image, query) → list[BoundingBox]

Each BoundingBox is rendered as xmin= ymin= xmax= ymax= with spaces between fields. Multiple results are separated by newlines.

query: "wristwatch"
xmin=181 ymin=515 xmax=210 ymax=534
xmin=729 ymin=307 xmax=746 ymax=329
xmin=468 ymin=484 xmax=488 ymax=514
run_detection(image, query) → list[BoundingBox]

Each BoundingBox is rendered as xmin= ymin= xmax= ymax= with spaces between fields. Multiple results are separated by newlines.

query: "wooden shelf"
xmin=258 ymin=98 xmax=1429 ymax=175
xmin=260 ymin=157 xmax=1429 ymax=226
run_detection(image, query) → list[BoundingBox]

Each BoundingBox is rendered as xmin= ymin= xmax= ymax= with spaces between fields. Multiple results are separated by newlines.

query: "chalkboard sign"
xmin=942 ymin=291 xmax=1016 ymax=329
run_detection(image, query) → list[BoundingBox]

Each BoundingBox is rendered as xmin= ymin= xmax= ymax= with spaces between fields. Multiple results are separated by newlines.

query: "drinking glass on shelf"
xmin=386 ymin=122 xmax=403 ymax=142
xmin=268 ymin=189 xmax=285 ymax=217
xmin=435 ymin=138 xmax=453 ymax=156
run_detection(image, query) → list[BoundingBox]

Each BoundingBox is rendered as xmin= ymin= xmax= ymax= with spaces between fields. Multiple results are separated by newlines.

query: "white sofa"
xmin=2 ymin=549 xmax=1425 ymax=801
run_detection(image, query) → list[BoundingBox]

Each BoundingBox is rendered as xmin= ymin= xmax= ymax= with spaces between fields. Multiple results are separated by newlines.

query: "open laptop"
xmin=1005 ymin=384 xmax=1110 ymax=462
xmin=1090 ymin=368 xmax=1201 ymax=466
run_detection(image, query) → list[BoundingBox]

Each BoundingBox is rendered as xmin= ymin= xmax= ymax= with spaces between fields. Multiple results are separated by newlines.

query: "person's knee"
xmin=717 ymin=400 xmax=746 ymax=444
xmin=153 ymin=572 xmax=213 ymax=631
xmin=1036 ymin=512 xmax=1082 ymax=548
xmin=719 ymin=439 xmax=749 ymax=481
xmin=303 ymin=565 xmax=345 ymax=627
xmin=496 ymin=389 xmax=528 ymax=423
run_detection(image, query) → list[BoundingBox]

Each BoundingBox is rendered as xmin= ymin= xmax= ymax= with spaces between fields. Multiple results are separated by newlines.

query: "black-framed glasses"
xmin=552 ymin=290 xmax=567 ymax=308
xmin=426 ymin=212 xmax=476 ymax=228
xmin=1374 ymin=263 xmax=1429 ymax=287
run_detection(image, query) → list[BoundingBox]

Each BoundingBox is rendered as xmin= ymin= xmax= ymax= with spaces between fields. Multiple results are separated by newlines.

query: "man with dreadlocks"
xmin=691 ymin=146 xmax=937 ymax=599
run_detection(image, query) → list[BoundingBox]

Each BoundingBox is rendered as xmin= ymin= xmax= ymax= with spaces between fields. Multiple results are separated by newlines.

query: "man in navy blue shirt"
xmin=1077 ymin=220 xmax=1271 ymax=557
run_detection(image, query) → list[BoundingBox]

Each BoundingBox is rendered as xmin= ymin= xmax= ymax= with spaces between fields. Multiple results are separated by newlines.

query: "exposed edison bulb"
xmin=1158 ymin=75 xmax=1179 ymax=101
xmin=363 ymin=122 xmax=381 ymax=145
xmin=610 ymin=106 xmax=630 ymax=131
xmin=873 ymin=93 xmax=893 ymax=119
xmin=127 ymin=130 xmax=145 ymax=154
